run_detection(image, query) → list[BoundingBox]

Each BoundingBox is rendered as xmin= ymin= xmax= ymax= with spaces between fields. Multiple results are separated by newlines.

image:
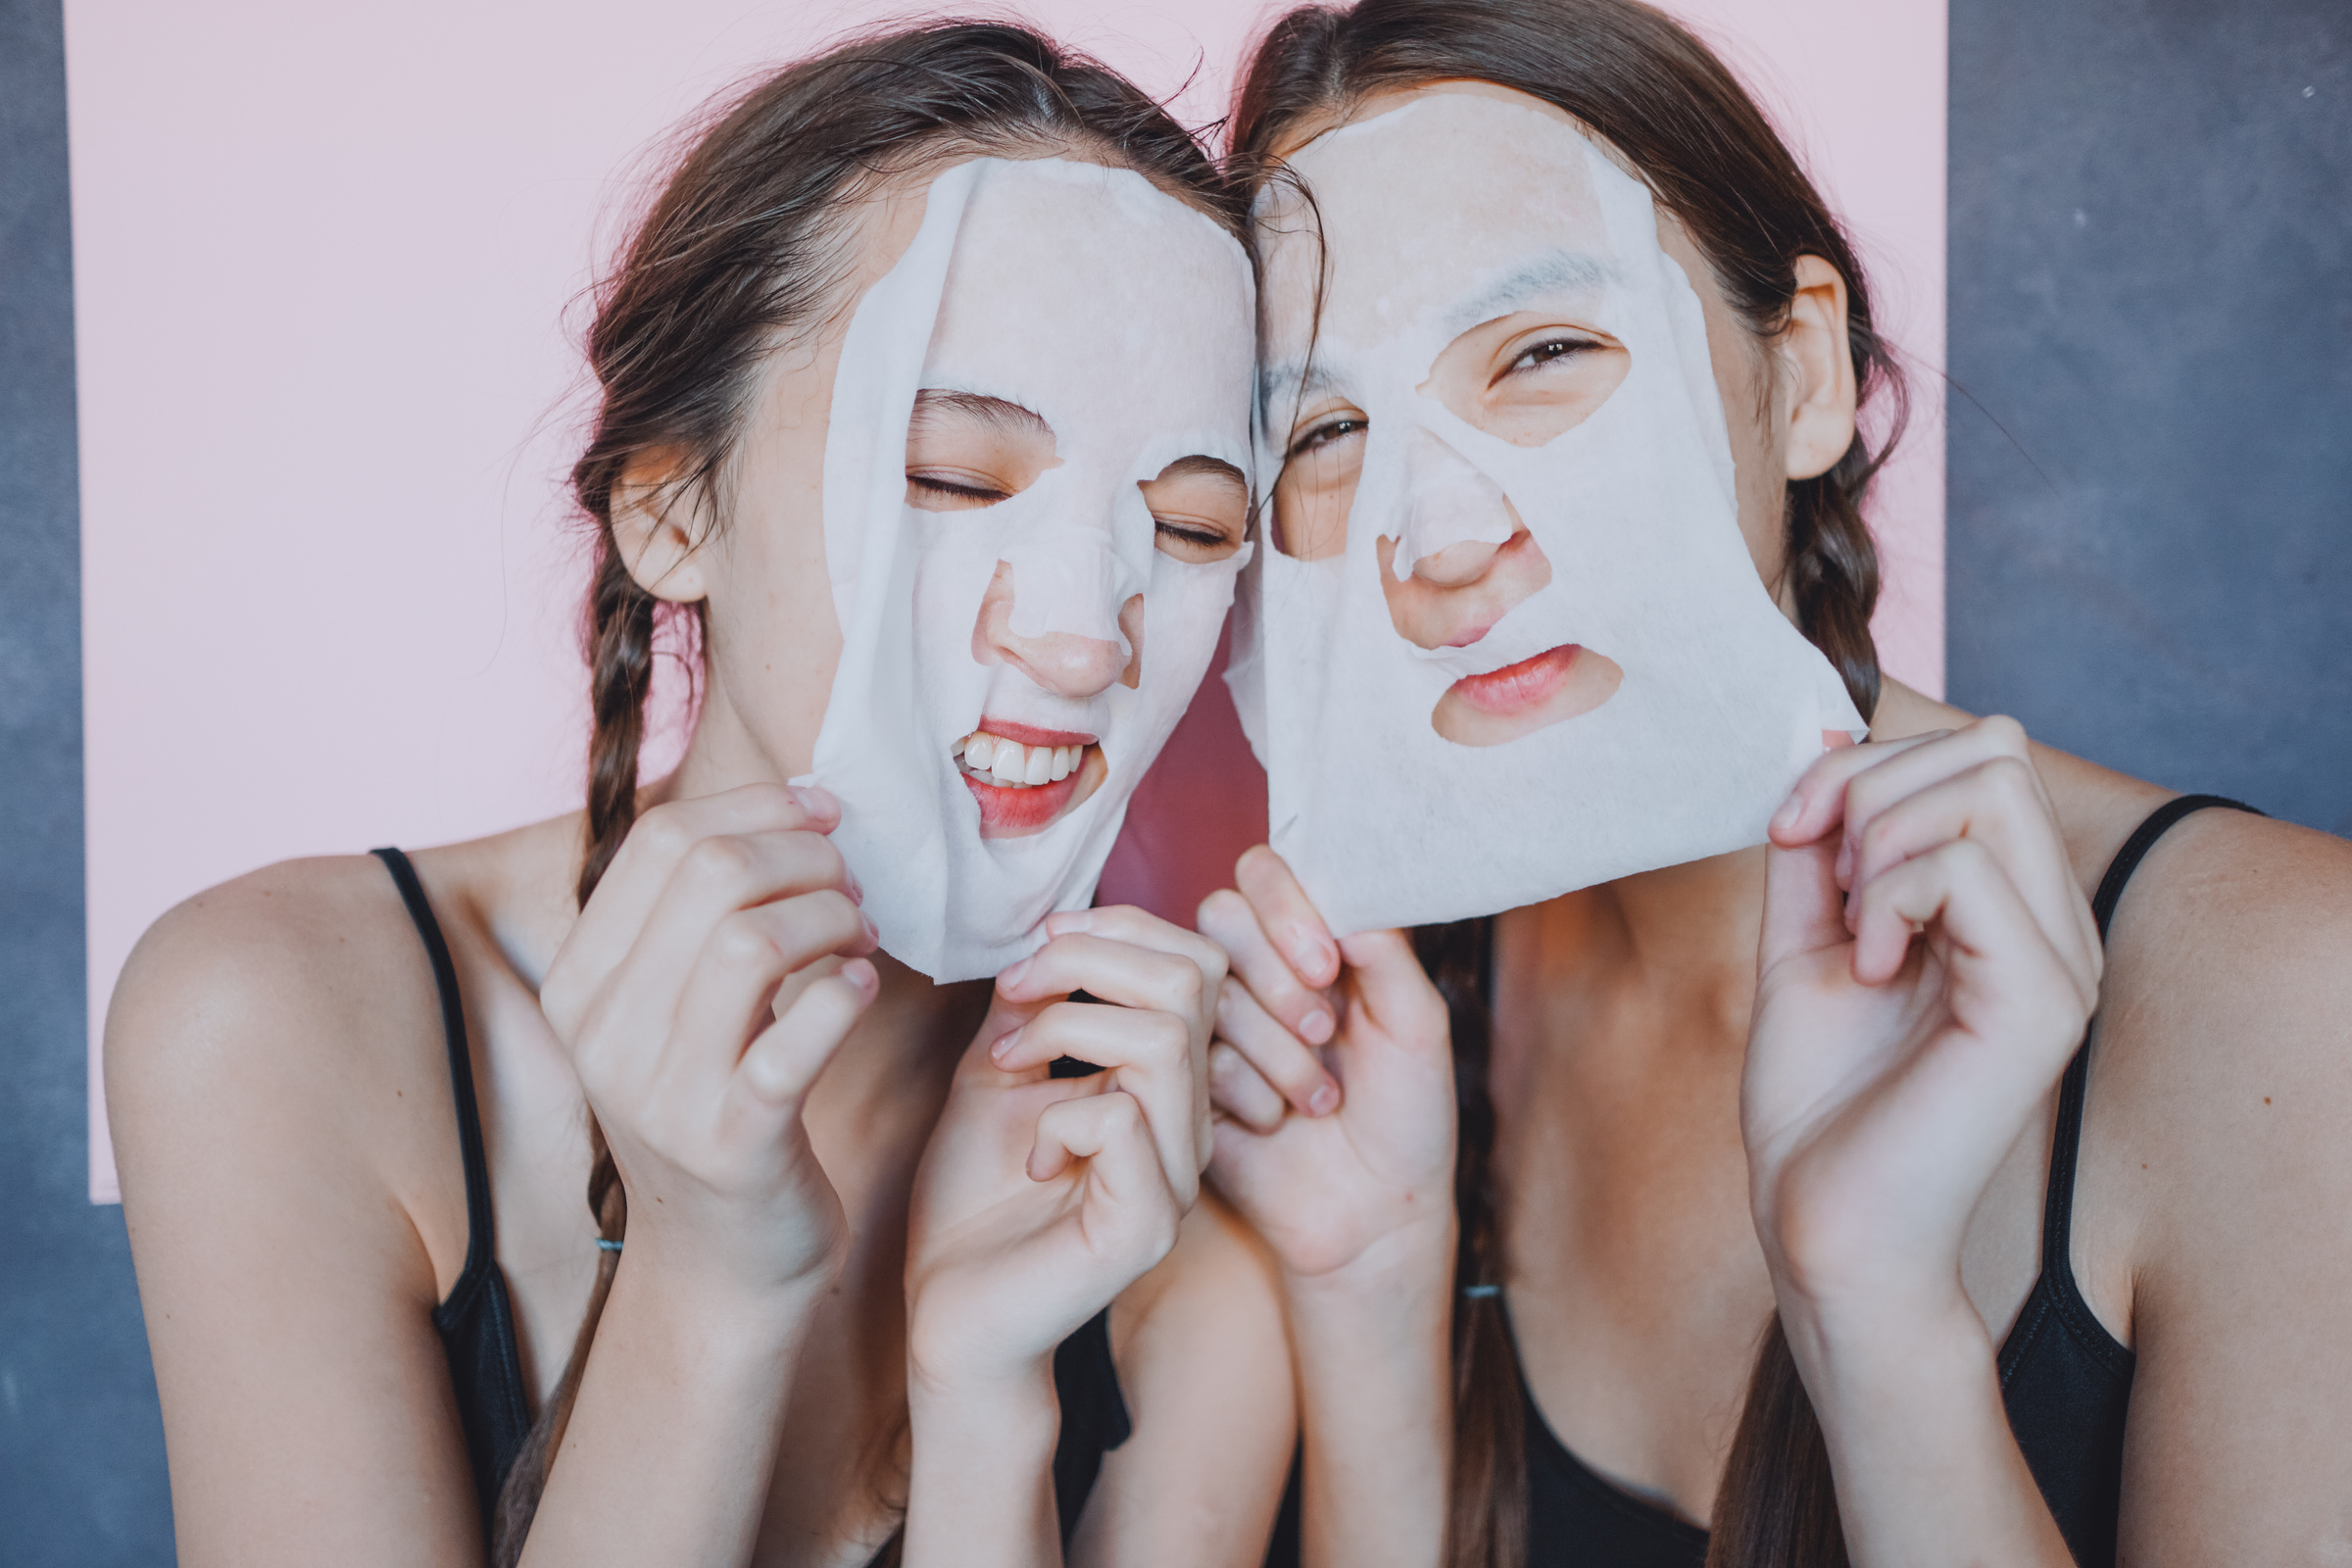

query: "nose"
xmin=1391 ymin=425 xmax=1517 ymax=585
xmin=970 ymin=563 xmax=1144 ymax=699
xmin=1411 ymin=537 xmax=1504 ymax=586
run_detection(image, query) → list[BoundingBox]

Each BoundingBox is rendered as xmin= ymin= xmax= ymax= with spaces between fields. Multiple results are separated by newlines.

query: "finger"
xmin=1042 ymin=905 xmax=1228 ymax=1005
xmin=998 ymin=933 xmax=1210 ymax=1049
xmin=618 ymin=829 xmax=861 ymax=1017
xmin=1031 ymin=907 xmax=1224 ymax=1167
xmin=1845 ymin=760 xmax=2099 ymax=996
xmin=1199 ymin=887 xmax=1336 ymax=1050
xmin=1333 ymin=929 xmax=1447 ymax=1049
xmin=1848 ymin=838 xmax=2078 ymax=1009
xmin=1235 ymin=846 xmax=1342 ymax=987
xmin=1830 ymin=717 xmax=2052 ymax=889
xmin=734 ymin=956 xmax=879 ymax=1107
xmin=1208 ymin=1041 xmax=1290 ymax=1133
xmin=655 ymin=889 xmax=877 ymax=1095
xmin=1029 ymin=1092 xmax=1183 ymax=1259
xmin=1770 ymin=731 xmax=1949 ymax=846
xmin=1212 ymin=974 xmax=1338 ymax=1117
xmin=557 ymin=784 xmax=839 ymax=1002
xmin=995 ymin=1001 xmax=1200 ymax=1201
xmin=1759 ymin=833 xmax=1851 ymax=976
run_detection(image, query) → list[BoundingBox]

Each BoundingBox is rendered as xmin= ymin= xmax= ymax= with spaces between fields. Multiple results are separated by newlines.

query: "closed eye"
xmin=906 ymin=470 xmax=1013 ymax=507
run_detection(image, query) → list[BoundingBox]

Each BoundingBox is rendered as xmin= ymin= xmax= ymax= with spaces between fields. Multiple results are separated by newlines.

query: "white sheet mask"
xmin=801 ymin=157 xmax=1254 ymax=981
xmin=1228 ymin=94 xmax=1865 ymax=935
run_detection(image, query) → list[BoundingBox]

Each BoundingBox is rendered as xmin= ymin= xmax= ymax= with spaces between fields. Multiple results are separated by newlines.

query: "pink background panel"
xmin=74 ymin=0 xmax=1946 ymax=1201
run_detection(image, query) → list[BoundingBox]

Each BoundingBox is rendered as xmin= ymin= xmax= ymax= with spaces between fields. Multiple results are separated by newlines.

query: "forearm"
xmin=1780 ymin=1292 xmax=2073 ymax=1568
xmin=1285 ymin=1224 xmax=1455 ymax=1568
xmin=903 ymin=1365 xmax=1062 ymax=1568
xmin=516 ymin=1258 xmax=823 ymax=1568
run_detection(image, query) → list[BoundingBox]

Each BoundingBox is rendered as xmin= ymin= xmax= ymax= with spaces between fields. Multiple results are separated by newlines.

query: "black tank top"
xmin=370 ymin=848 xmax=1133 ymax=1552
xmin=1259 ymin=793 xmax=2258 ymax=1568
xmin=1519 ymin=793 xmax=2258 ymax=1568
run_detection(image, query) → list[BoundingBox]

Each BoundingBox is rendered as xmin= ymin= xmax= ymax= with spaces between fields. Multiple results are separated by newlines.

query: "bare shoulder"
xmin=106 ymin=852 xmax=463 ymax=1287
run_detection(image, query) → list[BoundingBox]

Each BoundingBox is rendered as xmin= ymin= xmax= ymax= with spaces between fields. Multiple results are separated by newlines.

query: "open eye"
xmin=1501 ymin=334 xmax=1604 ymax=379
xmin=1287 ymin=415 xmax=1369 ymax=461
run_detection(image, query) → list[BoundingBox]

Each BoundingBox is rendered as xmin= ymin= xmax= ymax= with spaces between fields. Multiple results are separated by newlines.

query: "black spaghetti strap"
xmin=2036 ymin=795 xmax=2262 ymax=1280
xmin=370 ymin=849 xmax=497 ymax=1287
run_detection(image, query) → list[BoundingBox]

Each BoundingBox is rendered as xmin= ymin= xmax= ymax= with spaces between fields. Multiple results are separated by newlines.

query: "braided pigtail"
xmin=1414 ymin=916 xmax=1528 ymax=1568
xmin=476 ymin=18 xmax=1250 ymax=1560
xmin=1233 ymin=4 xmax=1912 ymax=1561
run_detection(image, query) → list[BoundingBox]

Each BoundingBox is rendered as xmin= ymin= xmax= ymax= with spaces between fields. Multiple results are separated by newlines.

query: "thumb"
xmin=1337 ymin=928 xmax=1447 ymax=1050
xmin=1759 ymin=835 xmax=1850 ymax=978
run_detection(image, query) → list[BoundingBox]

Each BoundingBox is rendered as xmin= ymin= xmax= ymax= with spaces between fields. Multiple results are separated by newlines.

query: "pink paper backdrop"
xmin=73 ymin=0 xmax=1945 ymax=1201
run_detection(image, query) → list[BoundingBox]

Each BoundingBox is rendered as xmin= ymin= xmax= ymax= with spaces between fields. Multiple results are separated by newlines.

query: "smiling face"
xmin=799 ymin=155 xmax=1255 ymax=980
xmin=1228 ymin=89 xmax=1866 ymax=935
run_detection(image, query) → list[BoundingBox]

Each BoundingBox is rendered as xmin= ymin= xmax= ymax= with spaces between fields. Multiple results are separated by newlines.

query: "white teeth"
xmin=1023 ymin=745 xmax=1054 ymax=786
xmin=955 ymin=730 xmax=1092 ymax=789
xmin=991 ymin=742 xmax=1026 ymax=784
xmin=963 ymin=733 xmax=995 ymax=769
xmin=1050 ymin=745 xmax=1073 ymax=782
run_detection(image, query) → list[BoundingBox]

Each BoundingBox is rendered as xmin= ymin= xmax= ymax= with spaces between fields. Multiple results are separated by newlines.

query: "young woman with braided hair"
xmin=105 ymin=23 xmax=1297 ymax=1568
xmin=1200 ymin=3 xmax=2352 ymax=1565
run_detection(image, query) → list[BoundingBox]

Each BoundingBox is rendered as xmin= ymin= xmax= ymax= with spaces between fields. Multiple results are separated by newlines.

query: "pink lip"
xmin=973 ymin=717 xmax=1098 ymax=749
xmin=959 ymin=761 xmax=1087 ymax=834
xmin=1448 ymin=644 xmax=1583 ymax=714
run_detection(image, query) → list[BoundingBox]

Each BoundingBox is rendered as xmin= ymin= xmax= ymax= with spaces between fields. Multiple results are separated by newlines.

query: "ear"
xmin=610 ymin=447 xmax=711 ymax=604
xmin=1777 ymin=255 xmax=1859 ymax=483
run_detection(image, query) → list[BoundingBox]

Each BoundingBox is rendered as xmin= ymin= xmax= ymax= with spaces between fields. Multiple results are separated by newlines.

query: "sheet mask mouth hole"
xmin=951 ymin=728 xmax=1107 ymax=840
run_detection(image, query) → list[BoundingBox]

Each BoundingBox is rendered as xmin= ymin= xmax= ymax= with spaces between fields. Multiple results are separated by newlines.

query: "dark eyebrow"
xmin=1443 ymin=249 xmax=1612 ymax=335
xmin=909 ymin=388 xmax=1055 ymax=439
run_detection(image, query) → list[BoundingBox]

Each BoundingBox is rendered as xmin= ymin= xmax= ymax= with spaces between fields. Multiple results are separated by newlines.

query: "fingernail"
xmin=1308 ymin=1082 xmax=1340 ymax=1116
xmin=844 ymin=867 xmax=864 ymax=903
xmin=792 ymin=783 xmax=842 ymax=821
xmin=1834 ymin=837 xmax=1853 ymax=888
xmin=1001 ymin=956 xmax=1032 ymax=989
xmin=1770 ymin=793 xmax=1802 ymax=833
xmin=1045 ymin=909 xmax=1092 ymax=936
xmin=1299 ymin=1007 xmax=1335 ymax=1045
xmin=860 ymin=910 xmax=881 ymax=945
xmin=990 ymin=1026 xmax=1022 ymax=1064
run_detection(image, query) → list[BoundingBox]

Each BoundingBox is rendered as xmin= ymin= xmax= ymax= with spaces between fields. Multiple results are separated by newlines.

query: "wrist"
xmin=1774 ymin=1283 xmax=1994 ymax=1437
xmin=1282 ymin=1211 xmax=1456 ymax=1308
xmin=906 ymin=1356 xmax=1060 ymax=1457
xmin=611 ymin=1236 xmax=836 ymax=1359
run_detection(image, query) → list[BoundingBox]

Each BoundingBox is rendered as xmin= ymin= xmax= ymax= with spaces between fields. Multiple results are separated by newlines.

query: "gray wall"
xmin=1 ymin=0 xmax=2346 ymax=1558
xmin=0 ymin=0 xmax=177 ymax=1561
xmin=1948 ymin=0 xmax=2352 ymax=832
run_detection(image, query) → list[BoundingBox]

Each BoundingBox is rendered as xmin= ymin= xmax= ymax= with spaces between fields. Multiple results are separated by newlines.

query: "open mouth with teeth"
xmin=954 ymin=720 xmax=1108 ymax=838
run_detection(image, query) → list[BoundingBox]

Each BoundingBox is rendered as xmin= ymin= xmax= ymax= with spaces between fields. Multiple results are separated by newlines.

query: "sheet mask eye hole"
xmin=1270 ymin=407 xmax=1368 ymax=562
xmin=1138 ymin=455 xmax=1249 ymax=563
xmin=904 ymin=388 xmax=1060 ymax=513
xmin=1420 ymin=312 xmax=1632 ymax=449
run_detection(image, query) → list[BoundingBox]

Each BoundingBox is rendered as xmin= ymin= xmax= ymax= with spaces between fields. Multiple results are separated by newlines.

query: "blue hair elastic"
xmin=1462 ymin=1283 xmax=1500 ymax=1298
xmin=595 ymin=1238 xmax=623 ymax=1253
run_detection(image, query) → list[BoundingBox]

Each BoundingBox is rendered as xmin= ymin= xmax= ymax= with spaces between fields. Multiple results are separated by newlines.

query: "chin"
xmin=1431 ymin=644 xmax=1624 ymax=747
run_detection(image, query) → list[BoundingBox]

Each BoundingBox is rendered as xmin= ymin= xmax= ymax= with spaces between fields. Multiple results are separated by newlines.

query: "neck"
xmin=1491 ymin=842 xmax=1768 ymax=1097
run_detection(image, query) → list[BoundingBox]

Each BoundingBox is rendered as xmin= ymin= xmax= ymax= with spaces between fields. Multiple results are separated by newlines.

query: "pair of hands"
xmin=535 ymin=781 xmax=1222 ymax=1396
xmin=1201 ymin=718 xmax=2101 ymax=1325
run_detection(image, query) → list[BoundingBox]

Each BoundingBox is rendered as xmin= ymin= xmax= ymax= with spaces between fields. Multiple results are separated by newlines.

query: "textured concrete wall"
xmin=1947 ymin=0 xmax=2352 ymax=831
xmin=0 ymin=0 xmax=175 ymax=1559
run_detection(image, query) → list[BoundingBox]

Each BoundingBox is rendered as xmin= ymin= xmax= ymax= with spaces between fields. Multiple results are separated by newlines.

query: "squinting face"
xmin=800 ymin=156 xmax=1256 ymax=980
xmin=1230 ymin=88 xmax=1864 ymax=935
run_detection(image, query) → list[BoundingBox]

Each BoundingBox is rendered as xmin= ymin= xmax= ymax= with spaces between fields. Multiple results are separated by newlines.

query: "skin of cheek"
xmin=679 ymin=190 xmax=934 ymax=785
xmin=1650 ymin=212 xmax=1798 ymax=617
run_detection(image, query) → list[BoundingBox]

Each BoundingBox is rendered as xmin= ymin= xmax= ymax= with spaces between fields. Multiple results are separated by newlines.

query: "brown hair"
xmin=1232 ymin=3 xmax=1902 ymax=1564
xmin=494 ymin=23 xmax=1245 ymax=1561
